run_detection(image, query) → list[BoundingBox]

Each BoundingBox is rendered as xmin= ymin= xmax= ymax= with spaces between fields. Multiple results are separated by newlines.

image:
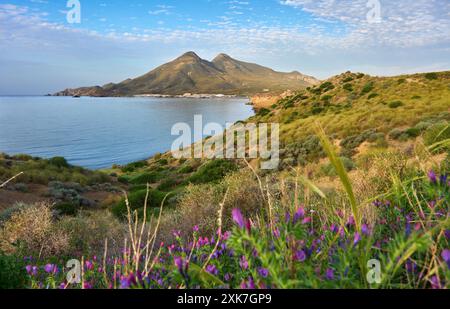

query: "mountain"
xmin=54 ymin=52 xmax=319 ymax=97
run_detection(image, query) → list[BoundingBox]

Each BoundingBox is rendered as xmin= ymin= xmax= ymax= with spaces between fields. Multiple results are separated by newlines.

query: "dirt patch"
xmin=0 ymin=184 xmax=50 ymax=211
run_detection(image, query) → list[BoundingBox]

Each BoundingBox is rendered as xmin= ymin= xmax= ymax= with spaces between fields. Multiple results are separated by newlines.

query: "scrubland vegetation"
xmin=0 ymin=71 xmax=449 ymax=289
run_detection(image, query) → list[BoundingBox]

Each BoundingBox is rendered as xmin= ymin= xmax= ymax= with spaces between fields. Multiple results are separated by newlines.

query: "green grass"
xmin=0 ymin=154 xmax=110 ymax=186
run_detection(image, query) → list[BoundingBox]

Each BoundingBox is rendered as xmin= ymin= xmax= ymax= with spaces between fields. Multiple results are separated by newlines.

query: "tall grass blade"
xmin=315 ymin=123 xmax=361 ymax=232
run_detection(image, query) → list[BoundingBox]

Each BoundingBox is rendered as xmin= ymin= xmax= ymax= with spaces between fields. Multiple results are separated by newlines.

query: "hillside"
xmin=2 ymin=70 xmax=449 ymax=290
xmin=54 ymin=52 xmax=319 ymax=97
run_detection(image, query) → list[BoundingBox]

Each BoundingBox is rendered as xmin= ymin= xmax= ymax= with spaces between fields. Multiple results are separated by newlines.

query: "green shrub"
xmin=157 ymin=178 xmax=179 ymax=191
xmin=423 ymin=122 xmax=450 ymax=151
xmin=405 ymin=127 xmax=421 ymax=138
xmin=343 ymin=76 xmax=354 ymax=83
xmin=319 ymin=82 xmax=335 ymax=92
xmin=311 ymin=106 xmax=325 ymax=115
xmin=178 ymin=165 xmax=194 ymax=174
xmin=187 ymin=160 xmax=238 ymax=184
xmin=111 ymin=189 xmax=168 ymax=219
xmin=361 ymin=82 xmax=374 ymax=95
xmin=367 ymin=132 xmax=385 ymax=143
xmin=424 ymin=72 xmax=438 ymax=80
xmin=257 ymin=108 xmax=270 ymax=116
xmin=389 ymin=128 xmax=404 ymax=140
xmin=54 ymin=202 xmax=78 ymax=216
xmin=48 ymin=157 xmax=70 ymax=168
xmin=121 ymin=161 xmax=148 ymax=173
xmin=343 ymin=83 xmax=353 ymax=92
xmin=388 ymin=101 xmax=404 ymax=109
xmin=129 ymin=172 xmax=161 ymax=185
xmin=368 ymin=93 xmax=379 ymax=99
xmin=0 ymin=255 xmax=28 ymax=289
xmin=158 ymin=159 xmax=168 ymax=166
xmin=117 ymin=175 xmax=130 ymax=184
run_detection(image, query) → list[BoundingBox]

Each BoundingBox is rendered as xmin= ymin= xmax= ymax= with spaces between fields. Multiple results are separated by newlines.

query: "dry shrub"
xmin=0 ymin=203 xmax=70 ymax=258
xmin=159 ymin=169 xmax=264 ymax=242
xmin=355 ymin=149 xmax=410 ymax=195
xmin=57 ymin=210 xmax=126 ymax=257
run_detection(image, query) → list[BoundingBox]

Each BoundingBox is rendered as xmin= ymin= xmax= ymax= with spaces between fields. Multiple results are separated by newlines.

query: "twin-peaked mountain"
xmin=54 ymin=52 xmax=319 ymax=97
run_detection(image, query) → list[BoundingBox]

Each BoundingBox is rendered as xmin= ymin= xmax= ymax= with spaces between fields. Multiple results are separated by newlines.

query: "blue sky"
xmin=0 ymin=0 xmax=449 ymax=94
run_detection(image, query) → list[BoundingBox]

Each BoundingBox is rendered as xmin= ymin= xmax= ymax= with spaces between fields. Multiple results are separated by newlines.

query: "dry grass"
xmin=0 ymin=203 xmax=70 ymax=258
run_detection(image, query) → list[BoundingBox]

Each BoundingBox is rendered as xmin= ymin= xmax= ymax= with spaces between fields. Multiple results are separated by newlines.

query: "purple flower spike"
xmin=293 ymin=207 xmax=305 ymax=223
xmin=26 ymin=265 xmax=38 ymax=276
xmin=206 ymin=264 xmax=219 ymax=275
xmin=428 ymin=170 xmax=437 ymax=184
xmin=295 ymin=250 xmax=306 ymax=262
xmin=232 ymin=208 xmax=245 ymax=228
xmin=44 ymin=264 xmax=57 ymax=274
xmin=353 ymin=232 xmax=361 ymax=246
xmin=361 ymin=224 xmax=370 ymax=236
xmin=440 ymin=174 xmax=447 ymax=185
xmin=441 ymin=249 xmax=450 ymax=269
xmin=445 ymin=230 xmax=450 ymax=240
xmin=430 ymin=276 xmax=442 ymax=289
xmin=326 ymin=268 xmax=334 ymax=280
xmin=258 ymin=268 xmax=269 ymax=278
xmin=85 ymin=261 xmax=94 ymax=271
xmin=239 ymin=255 xmax=249 ymax=270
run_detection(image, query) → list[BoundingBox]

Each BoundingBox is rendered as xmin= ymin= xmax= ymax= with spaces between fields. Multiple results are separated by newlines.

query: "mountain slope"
xmin=54 ymin=52 xmax=319 ymax=97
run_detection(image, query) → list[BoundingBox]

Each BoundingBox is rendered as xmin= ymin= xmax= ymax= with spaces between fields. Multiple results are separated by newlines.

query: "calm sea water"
xmin=0 ymin=96 xmax=254 ymax=169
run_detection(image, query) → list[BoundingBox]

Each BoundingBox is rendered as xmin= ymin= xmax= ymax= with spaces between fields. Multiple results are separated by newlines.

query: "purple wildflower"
xmin=258 ymin=267 xmax=269 ymax=278
xmin=440 ymin=174 xmax=447 ymax=186
xmin=293 ymin=207 xmax=305 ymax=223
xmin=285 ymin=211 xmax=291 ymax=224
xmin=302 ymin=217 xmax=312 ymax=224
xmin=224 ymin=273 xmax=233 ymax=281
xmin=120 ymin=276 xmax=131 ymax=289
xmin=44 ymin=264 xmax=58 ymax=275
xmin=361 ymin=224 xmax=370 ymax=236
xmin=347 ymin=216 xmax=355 ymax=226
xmin=428 ymin=170 xmax=437 ymax=184
xmin=206 ymin=264 xmax=218 ymax=276
xmin=353 ymin=232 xmax=361 ymax=246
xmin=405 ymin=260 xmax=417 ymax=273
xmin=326 ymin=268 xmax=334 ymax=280
xmin=294 ymin=250 xmax=306 ymax=262
xmin=193 ymin=225 xmax=199 ymax=232
xmin=441 ymin=249 xmax=450 ymax=269
xmin=273 ymin=227 xmax=280 ymax=238
xmin=85 ymin=260 xmax=94 ymax=271
xmin=241 ymin=277 xmax=255 ymax=289
xmin=430 ymin=276 xmax=442 ymax=289
xmin=239 ymin=255 xmax=249 ymax=270
xmin=232 ymin=208 xmax=245 ymax=228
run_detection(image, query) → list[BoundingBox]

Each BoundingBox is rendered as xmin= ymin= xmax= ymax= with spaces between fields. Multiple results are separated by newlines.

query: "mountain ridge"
xmin=54 ymin=52 xmax=320 ymax=97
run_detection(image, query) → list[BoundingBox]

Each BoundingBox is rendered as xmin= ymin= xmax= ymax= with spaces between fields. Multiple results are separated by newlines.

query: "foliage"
xmin=0 ymin=255 xmax=28 ymax=289
xmin=187 ymin=160 xmax=238 ymax=185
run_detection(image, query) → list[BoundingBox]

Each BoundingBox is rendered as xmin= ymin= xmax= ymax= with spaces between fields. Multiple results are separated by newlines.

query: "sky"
xmin=0 ymin=0 xmax=449 ymax=95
